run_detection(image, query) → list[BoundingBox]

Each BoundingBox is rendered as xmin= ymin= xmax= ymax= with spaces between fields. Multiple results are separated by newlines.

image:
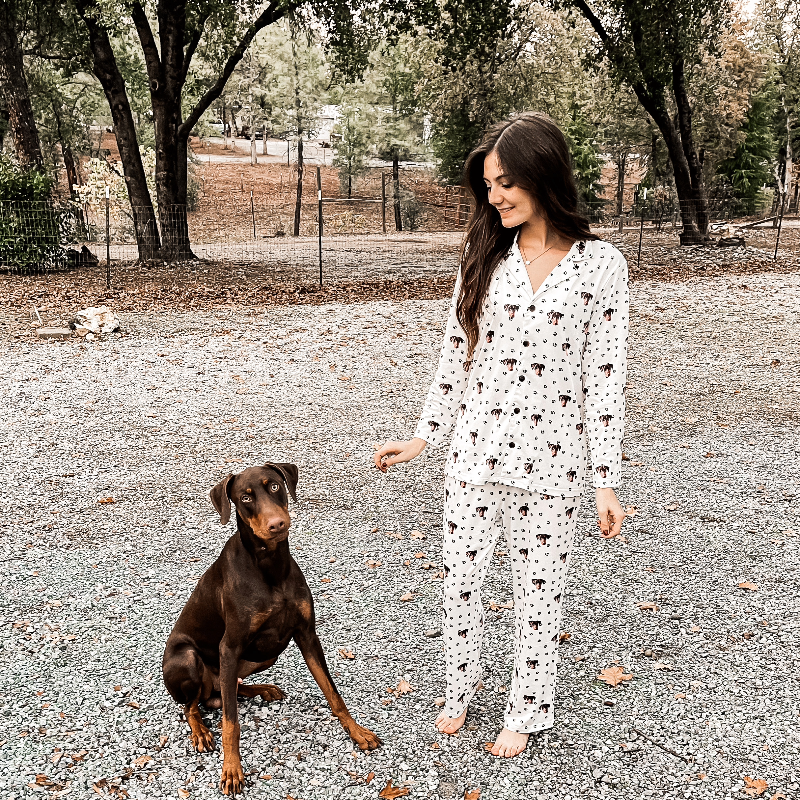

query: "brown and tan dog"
xmin=162 ymin=463 xmax=380 ymax=795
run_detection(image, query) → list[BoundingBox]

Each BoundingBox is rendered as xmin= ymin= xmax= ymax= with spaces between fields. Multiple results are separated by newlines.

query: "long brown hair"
xmin=457 ymin=111 xmax=598 ymax=358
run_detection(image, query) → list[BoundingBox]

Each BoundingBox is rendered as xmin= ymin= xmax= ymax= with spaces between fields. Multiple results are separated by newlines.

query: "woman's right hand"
xmin=372 ymin=437 xmax=427 ymax=473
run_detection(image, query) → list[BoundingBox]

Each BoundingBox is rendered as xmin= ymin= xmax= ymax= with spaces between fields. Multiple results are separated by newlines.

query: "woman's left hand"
xmin=595 ymin=487 xmax=625 ymax=538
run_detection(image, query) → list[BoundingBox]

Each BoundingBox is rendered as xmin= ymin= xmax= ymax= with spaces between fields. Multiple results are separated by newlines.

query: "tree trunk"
xmin=393 ymin=147 xmax=402 ymax=232
xmin=75 ymin=0 xmax=160 ymax=259
xmin=293 ymin=137 xmax=304 ymax=236
xmin=672 ymin=57 xmax=709 ymax=238
xmin=262 ymin=125 xmax=267 ymax=155
xmin=615 ymin=151 xmax=627 ymax=216
xmin=0 ymin=1 xmax=43 ymax=170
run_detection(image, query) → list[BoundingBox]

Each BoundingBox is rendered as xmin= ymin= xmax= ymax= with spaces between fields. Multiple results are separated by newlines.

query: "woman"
xmin=373 ymin=112 xmax=629 ymax=758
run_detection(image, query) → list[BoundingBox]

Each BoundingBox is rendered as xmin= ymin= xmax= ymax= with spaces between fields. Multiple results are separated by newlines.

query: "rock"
xmin=69 ymin=306 xmax=120 ymax=337
xmin=717 ymin=236 xmax=746 ymax=247
xmin=424 ymin=628 xmax=442 ymax=638
xmin=592 ymin=768 xmax=604 ymax=780
xmin=65 ymin=245 xmax=99 ymax=267
xmin=36 ymin=327 xmax=72 ymax=340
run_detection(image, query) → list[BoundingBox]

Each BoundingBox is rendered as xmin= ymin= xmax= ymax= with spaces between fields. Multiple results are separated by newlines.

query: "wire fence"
xmin=1 ymin=189 xmax=796 ymax=287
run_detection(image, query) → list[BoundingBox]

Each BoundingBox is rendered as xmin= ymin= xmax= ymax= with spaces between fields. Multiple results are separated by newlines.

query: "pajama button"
xmin=509 ymin=442 xmax=516 ymax=448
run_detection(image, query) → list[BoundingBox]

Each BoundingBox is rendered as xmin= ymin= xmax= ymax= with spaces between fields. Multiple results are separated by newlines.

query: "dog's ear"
xmin=265 ymin=462 xmax=298 ymax=502
xmin=210 ymin=474 xmax=234 ymax=524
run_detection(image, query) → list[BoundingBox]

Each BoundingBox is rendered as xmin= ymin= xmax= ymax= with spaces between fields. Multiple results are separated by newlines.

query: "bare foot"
xmin=435 ymin=707 xmax=467 ymax=735
xmin=488 ymin=727 xmax=529 ymax=758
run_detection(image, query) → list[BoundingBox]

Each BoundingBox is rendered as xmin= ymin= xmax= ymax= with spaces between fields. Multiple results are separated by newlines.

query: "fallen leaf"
xmin=664 ymin=502 xmax=679 ymax=511
xmin=132 ymin=754 xmax=152 ymax=767
xmin=559 ymin=632 xmax=571 ymax=642
xmin=395 ymin=679 xmax=413 ymax=696
xmin=158 ymin=735 xmax=169 ymax=748
xmin=433 ymin=697 xmax=446 ymax=707
xmin=379 ymin=779 xmax=410 ymax=798
xmin=430 ymin=741 xmax=441 ymax=749
xmin=365 ymin=771 xmax=375 ymax=784
xmin=410 ymin=530 xmax=426 ymax=539
xmin=92 ymin=778 xmax=108 ymax=793
xmin=126 ymin=700 xmax=140 ymax=709
xmin=624 ymin=505 xmax=639 ymax=517
xmin=178 ymin=789 xmax=190 ymax=799
xmin=690 ymin=625 xmax=701 ymax=633
xmin=338 ymin=648 xmax=354 ymax=660
xmin=483 ymin=742 xmax=495 ymax=751
xmin=98 ymin=497 xmax=115 ymax=504
xmin=464 ymin=790 xmax=482 ymax=800
xmin=320 ymin=577 xmax=332 ymax=583
xmin=674 ymin=692 xmax=686 ymax=699
xmin=414 ymin=551 xmax=426 ymax=558
xmin=742 ymin=776 xmax=769 ymax=796
xmin=653 ymin=662 xmax=673 ymax=671
xmin=738 ymin=581 xmax=759 ymax=591
xmin=637 ymin=601 xmax=659 ymax=612
xmin=399 ymin=592 xmax=414 ymax=602
xmin=597 ymin=666 xmax=633 ymax=687
xmin=366 ymin=560 xmax=382 ymax=568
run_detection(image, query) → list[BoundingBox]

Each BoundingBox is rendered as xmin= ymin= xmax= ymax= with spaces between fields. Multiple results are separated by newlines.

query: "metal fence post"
xmin=773 ymin=191 xmax=787 ymax=262
xmin=637 ymin=205 xmax=644 ymax=269
xmin=105 ymin=186 xmax=110 ymax=289
xmin=317 ymin=166 xmax=323 ymax=286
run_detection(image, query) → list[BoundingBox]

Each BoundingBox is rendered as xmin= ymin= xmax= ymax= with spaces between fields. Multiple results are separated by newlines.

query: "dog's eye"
xmin=241 ymin=495 xmax=252 ymax=503
xmin=270 ymin=483 xmax=280 ymax=492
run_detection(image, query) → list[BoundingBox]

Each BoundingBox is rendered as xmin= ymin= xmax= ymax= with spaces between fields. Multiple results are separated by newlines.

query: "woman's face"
xmin=483 ymin=149 xmax=537 ymax=228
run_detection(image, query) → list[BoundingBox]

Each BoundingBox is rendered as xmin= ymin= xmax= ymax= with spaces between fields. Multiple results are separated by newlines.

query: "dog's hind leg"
xmin=237 ymin=683 xmax=285 ymax=702
xmin=163 ymin=641 xmax=216 ymax=752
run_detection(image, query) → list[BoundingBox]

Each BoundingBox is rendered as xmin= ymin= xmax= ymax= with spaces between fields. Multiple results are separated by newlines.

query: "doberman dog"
xmin=162 ymin=463 xmax=381 ymax=795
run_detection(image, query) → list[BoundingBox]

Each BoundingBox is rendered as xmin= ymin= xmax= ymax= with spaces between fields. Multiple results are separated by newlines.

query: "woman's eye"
xmin=241 ymin=495 xmax=252 ymax=503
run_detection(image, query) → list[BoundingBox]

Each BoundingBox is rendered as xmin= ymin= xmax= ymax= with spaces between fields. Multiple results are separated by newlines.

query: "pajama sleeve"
xmin=413 ymin=269 xmax=472 ymax=447
xmin=581 ymin=254 xmax=629 ymax=488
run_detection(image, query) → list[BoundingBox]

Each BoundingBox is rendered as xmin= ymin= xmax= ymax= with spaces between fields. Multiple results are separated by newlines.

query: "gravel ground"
xmin=1 ymin=265 xmax=799 ymax=800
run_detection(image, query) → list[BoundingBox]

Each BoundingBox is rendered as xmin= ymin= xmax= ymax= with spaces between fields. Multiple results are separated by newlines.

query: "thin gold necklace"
xmin=520 ymin=242 xmax=554 ymax=267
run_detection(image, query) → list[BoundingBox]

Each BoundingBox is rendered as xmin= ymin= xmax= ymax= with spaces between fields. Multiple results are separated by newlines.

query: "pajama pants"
xmin=442 ymin=477 xmax=582 ymax=733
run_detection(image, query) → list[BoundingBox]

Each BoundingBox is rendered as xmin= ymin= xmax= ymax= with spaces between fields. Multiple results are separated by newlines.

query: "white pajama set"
xmin=414 ymin=235 xmax=629 ymax=733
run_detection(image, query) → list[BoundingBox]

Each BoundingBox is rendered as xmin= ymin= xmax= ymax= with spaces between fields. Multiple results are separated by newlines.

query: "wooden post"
xmin=392 ymin=148 xmax=402 ymax=232
xmin=773 ymin=191 xmax=787 ymax=262
xmin=105 ymin=186 xmax=110 ymax=289
xmin=381 ymin=172 xmax=387 ymax=234
xmin=637 ymin=205 xmax=645 ymax=268
xmin=317 ymin=166 xmax=323 ymax=285
xmin=251 ymin=190 xmax=256 ymax=239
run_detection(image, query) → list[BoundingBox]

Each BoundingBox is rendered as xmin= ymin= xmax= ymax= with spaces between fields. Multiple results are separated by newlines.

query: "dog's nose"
xmin=268 ymin=517 xmax=286 ymax=533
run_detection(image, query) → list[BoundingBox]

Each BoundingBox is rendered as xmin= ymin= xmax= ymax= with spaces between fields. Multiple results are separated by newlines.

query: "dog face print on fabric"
xmin=414 ymin=236 xmax=629 ymax=496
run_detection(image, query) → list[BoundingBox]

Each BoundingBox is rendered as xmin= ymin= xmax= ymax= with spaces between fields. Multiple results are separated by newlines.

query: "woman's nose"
xmin=487 ymin=185 xmax=502 ymax=206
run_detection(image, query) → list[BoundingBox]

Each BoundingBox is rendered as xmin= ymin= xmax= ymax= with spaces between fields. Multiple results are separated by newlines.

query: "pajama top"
xmin=413 ymin=235 xmax=629 ymax=497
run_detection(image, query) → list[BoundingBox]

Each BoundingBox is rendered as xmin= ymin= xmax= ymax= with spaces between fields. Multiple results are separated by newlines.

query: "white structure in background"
xmin=315 ymin=105 xmax=341 ymax=144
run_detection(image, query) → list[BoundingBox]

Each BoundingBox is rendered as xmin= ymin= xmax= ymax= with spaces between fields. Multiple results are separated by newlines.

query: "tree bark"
xmin=0 ymin=0 xmax=44 ymax=170
xmin=74 ymin=0 xmax=160 ymax=259
xmin=293 ymin=137 xmax=304 ymax=236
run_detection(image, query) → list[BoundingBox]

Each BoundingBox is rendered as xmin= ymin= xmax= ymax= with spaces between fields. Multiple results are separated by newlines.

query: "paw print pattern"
xmin=441 ymin=478 xmax=582 ymax=733
xmin=413 ymin=236 xmax=628 ymax=500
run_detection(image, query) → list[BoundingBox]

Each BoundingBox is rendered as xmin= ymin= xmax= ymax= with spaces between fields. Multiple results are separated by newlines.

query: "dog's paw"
xmin=349 ymin=723 xmax=382 ymax=751
xmin=219 ymin=760 xmax=244 ymax=795
xmin=190 ymin=725 xmax=216 ymax=753
xmin=259 ymin=684 xmax=285 ymax=702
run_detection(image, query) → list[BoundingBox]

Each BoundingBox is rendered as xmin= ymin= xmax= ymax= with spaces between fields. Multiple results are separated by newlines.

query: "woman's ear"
xmin=209 ymin=474 xmax=234 ymax=524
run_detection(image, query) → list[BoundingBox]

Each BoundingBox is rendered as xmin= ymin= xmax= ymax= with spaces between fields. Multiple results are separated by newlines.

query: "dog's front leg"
xmin=294 ymin=629 xmax=381 ymax=750
xmin=218 ymin=639 xmax=245 ymax=795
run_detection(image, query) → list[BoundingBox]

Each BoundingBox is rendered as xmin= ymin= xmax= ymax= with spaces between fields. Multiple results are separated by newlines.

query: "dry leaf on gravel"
xmin=378 ymin=779 xmax=410 ymax=798
xmin=464 ymin=790 xmax=482 ymax=800
xmin=394 ymin=679 xmax=413 ymax=695
xmin=132 ymin=755 xmax=152 ymax=767
xmin=637 ymin=601 xmax=659 ymax=612
xmin=597 ymin=666 xmax=633 ymax=687
xmin=742 ymin=776 xmax=769 ymax=796
xmin=320 ymin=577 xmax=332 ymax=583
xmin=338 ymin=648 xmax=354 ymax=660
xmin=366 ymin=560 xmax=382 ymax=568
xmin=410 ymin=530 xmax=426 ymax=539
xmin=665 ymin=502 xmax=679 ymax=511
xmin=98 ymin=497 xmax=115 ymax=504
xmin=365 ymin=772 xmax=375 ymax=784
xmin=738 ymin=581 xmax=759 ymax=591
xmin=178 ymin=789 xmax=190 ymax=799
xmin=624 ymin=505 xmax=639 ymax=517
xmin=559 ymin=632 xmax=571 ymax=642
xmin=399 ymin=592 xmax=414 ymax=602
